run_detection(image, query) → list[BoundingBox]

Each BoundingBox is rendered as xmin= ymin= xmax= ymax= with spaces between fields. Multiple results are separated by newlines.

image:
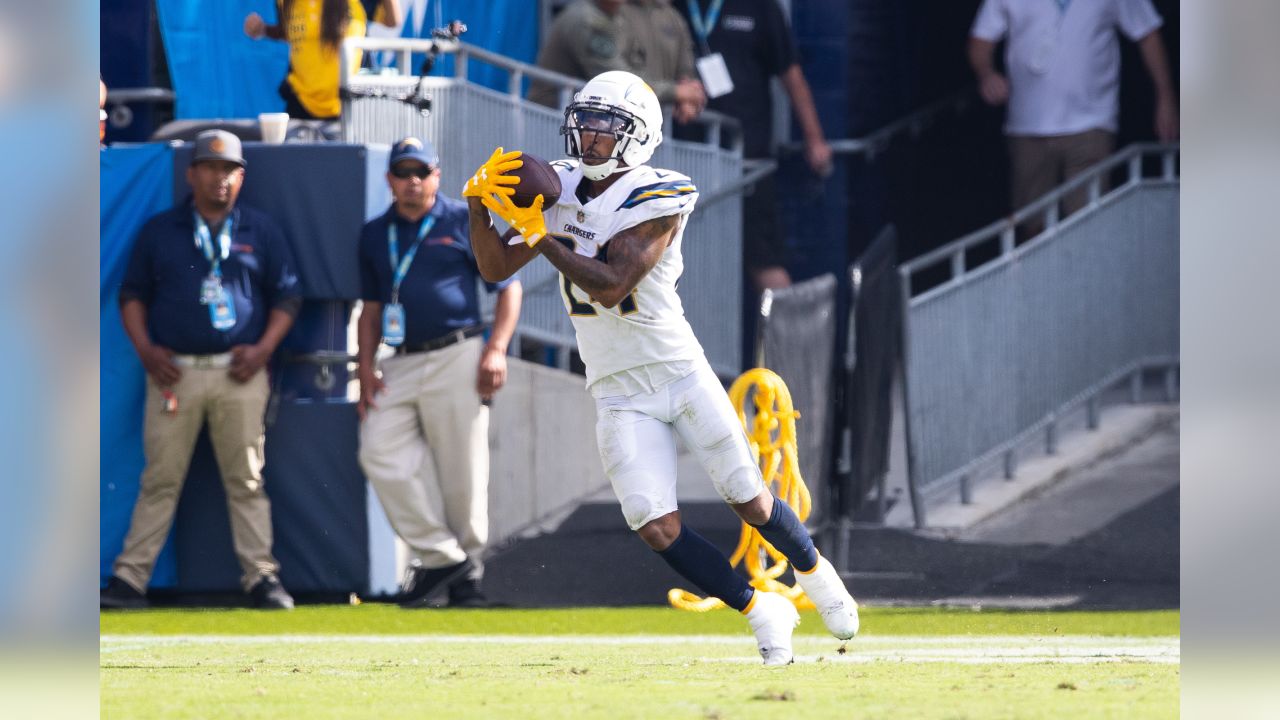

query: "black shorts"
xmin=742 ymin=172 xmax=786 ymax=271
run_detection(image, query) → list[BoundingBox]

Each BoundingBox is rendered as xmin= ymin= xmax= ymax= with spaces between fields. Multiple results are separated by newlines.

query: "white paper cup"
xmin=259 ymin=112 xmax=289 ymax=144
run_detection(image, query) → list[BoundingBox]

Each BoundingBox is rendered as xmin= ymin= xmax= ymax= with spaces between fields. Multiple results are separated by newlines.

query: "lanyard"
xmin=193 ymin=212 xmax=233 ymax=278
xmin=387 ymin=213 xmax=437 ymax=303
xmin=687 ymin=0 xmax=725 ymax=53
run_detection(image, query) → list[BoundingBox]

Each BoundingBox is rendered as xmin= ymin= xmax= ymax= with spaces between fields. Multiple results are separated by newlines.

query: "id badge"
xmin=209 ymin=288 xmax=237 ymax=331
xmin=382 ymin=303 xmax=406 ymax=347
xmin=696 ymin=53 xmax=734 ymax=99
xmin=200 ymin=275 xmax=222 ymax=305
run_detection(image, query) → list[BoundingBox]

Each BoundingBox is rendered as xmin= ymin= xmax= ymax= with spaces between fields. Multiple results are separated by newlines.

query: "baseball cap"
xmin=389 ymin=136 xmax=439 ymax=170
xmin=192 ymin=130 xmax=246 ymax=167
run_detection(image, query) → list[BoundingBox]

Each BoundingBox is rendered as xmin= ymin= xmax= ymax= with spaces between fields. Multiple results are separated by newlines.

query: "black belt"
xmin=393 ymin=325 xmax=485 ymax=355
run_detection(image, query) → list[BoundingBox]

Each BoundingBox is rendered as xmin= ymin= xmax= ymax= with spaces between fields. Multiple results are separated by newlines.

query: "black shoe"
xmin=399 ymin=559 xmax=473 ymax=609
xmin=100 ymin=576 xmax=149 ymax=610
xmin=249 ymin=575 xmax=295 ymax=610
xmin=396 ymin=566 xmax=431 ymax=605
xmin=447 ymin=578 xmax=494 ymax=608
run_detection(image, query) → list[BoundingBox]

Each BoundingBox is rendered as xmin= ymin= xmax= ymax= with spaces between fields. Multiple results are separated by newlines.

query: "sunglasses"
xmin=391 ymin=164 xmax=435 ymax=179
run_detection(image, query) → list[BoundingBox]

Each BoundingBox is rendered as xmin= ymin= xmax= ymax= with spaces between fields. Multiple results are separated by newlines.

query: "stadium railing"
xmin=897 ymin=143 xmax=1180 ymax=528
xmin=338 ymin=37 xmax=747 ymax=377
xmin=778 ymin=87 xmax=976 ymax=162
xmin=756 ymin=274 xmax=839 ymax=528
xmin=104 ymin=87 xmax=176 ymax=136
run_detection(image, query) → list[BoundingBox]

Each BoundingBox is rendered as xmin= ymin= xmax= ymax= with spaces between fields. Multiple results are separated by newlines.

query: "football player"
xmin=463 ymin=71 xmax=857 ymax=665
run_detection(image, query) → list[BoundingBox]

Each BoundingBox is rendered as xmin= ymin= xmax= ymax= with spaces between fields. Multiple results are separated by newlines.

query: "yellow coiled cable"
xmin=667 ymin=368 xmax=816 ymax=611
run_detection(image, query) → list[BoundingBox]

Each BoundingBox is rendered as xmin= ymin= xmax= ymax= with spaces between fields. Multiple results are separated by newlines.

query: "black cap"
xmin=192 ymin=130 xmax=246 ymax=167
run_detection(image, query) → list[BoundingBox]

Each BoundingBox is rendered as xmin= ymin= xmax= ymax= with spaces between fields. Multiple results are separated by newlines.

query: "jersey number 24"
xmin=553 ymin=234 xmax=639 ymax=316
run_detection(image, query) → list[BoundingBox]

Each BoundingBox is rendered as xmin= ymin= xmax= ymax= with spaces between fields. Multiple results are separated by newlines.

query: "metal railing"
xmin=340 ymin=37 xmax=743 ymax=152
xmin=780 ymin=87 xmax=975 ymax=160
xmin=898 ymin=143 xmax=1179 ymax=527
xmin=104 ymin=87 xmax=176 ymax=134
xmin=338 ymin=37 xmax=747 ymax=377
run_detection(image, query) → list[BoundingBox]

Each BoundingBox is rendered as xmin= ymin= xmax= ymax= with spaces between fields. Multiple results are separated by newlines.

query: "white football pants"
xmin=594 ymin=362 xmax=765 ymax=530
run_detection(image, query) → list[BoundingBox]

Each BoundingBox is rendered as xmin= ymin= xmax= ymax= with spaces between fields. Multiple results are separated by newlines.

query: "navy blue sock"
xmin=657 ymin=525 xmax=754 ymax=612
xmin=750 ymin=497 xmax=818 ymax=573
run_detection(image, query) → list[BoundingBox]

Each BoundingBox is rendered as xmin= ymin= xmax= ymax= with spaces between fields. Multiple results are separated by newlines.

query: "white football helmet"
xmin=561 ymin=71 xmax=663 ymax=181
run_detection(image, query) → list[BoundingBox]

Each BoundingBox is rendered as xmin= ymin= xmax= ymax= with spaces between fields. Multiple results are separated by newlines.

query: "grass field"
xmin=101 ymin=606 xmax=1179 ymax=719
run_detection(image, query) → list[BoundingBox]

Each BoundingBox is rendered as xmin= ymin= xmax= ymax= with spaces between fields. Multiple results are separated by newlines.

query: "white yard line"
xmin=100 ymin=634 xmax=1179 ymax=664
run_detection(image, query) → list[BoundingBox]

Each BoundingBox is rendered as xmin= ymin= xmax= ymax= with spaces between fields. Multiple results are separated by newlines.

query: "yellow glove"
xmin=482 ymin=191 xmax=547 ymax=247
xmin=462 ymin=147 xmax=522 ymax=199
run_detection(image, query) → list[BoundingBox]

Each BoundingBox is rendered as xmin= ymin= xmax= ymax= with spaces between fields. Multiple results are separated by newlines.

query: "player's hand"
xmin=357 ymin=365 xmax=386 ymax=421
xmin=978 ymin=72 xmax=1009 ymax=106
xmin=481 ymin=191 xmax=547 ymax=247
xmin=476 ymin=345 xmax=508 ymax=400
xmin=462 ymin=147 xmax=522 ymax=200
xmin=244 ymin=12 xmax=267 ymax=40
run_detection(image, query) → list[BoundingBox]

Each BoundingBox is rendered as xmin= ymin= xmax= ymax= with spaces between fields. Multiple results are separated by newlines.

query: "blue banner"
xmin=155 ymin=0 xmax=289 ymax=119
xmin=100 ymin=143 xmax=178 ymax=587
xmin=400 ymin=0 xmax=538 ymax=93
xmin=155 ymin=0 xmax=536 ymax=119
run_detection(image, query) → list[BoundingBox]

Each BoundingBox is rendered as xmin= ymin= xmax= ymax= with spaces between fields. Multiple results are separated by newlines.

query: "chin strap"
xmin=580 ymin=158 xmax=618 ymax=181
xmin=580 ymin=160 xmax=636 ymax=182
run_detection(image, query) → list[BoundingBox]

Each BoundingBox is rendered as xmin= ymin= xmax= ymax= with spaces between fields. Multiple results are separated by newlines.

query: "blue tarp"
xmin=397 ymin=0 xmax=539 ymax=93
xmin=156 ymin=0 xmax=290 ymax=119
xmin=157 ymin=0 xmax=537 ymax=120
xmin=100 ymin=143 xmax=179 ymax=587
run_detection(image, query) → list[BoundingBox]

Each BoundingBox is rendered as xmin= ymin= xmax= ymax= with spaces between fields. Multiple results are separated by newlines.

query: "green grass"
xmin=101 ymin=606 xmax=1179 ymax=719
xmin=100 ymin=604 xmax=1179 ymax=637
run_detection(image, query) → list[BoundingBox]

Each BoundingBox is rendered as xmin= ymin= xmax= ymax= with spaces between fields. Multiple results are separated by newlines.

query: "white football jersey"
xmin=514 ymin=160 xmax=705 ymax=386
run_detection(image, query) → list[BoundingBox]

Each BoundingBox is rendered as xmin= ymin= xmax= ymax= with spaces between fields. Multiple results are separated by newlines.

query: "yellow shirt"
xmin=279 ymin=0 xmax=368 ymax=119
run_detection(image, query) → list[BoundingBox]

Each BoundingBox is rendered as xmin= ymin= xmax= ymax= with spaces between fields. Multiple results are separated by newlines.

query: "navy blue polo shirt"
xmin=119 ymin=201 xmax=301 ymax=354
xmin=359 ymin=195 xmax=515 ymax=346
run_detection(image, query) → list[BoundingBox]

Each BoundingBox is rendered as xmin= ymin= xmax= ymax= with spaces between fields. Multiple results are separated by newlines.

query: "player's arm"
xmin=467 ymin=197 xmax=540 ymax=283
xmin=536 ymin=214 xmax=679 ymax=309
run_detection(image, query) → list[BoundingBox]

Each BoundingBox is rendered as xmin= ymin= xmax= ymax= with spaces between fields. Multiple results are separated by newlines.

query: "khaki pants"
xmin=113 ymin=369 xmax=279 ymax=593
xmin=359 ymin=338 xmax=489 ymax=578
xmin=1009 ymin=129 xmax=1115 ymax=235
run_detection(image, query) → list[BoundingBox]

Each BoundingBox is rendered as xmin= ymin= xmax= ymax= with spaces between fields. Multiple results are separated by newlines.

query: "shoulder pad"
xmin=615 ymin=167 xmax=697 ymax=212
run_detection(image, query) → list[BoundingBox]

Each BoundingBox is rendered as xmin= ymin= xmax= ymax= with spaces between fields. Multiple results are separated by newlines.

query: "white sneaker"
xmin=794 ymin=556 xmax=860 ymax=640
xmin=745 ymin=591 xmax=800 ymax=666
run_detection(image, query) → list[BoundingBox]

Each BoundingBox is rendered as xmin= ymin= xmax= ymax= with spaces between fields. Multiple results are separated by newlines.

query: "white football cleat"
xmin=795 ymin=555 xmax=860 ymax=640
xmin=745 ymin=591 xmax=800 ymax=666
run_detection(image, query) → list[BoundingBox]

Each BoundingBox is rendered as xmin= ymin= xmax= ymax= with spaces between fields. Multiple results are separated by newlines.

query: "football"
xmin=509 ymin=153 xmax=562 ymax=209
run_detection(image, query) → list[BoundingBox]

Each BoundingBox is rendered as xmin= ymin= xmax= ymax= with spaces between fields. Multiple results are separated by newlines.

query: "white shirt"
xmin=971 ymin=0 xmax=1162 ymax=136
xmin=511 ymin=160 xmax=705 ymax=392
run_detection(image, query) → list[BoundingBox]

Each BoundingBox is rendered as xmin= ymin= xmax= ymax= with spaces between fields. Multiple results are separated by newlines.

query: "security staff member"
xmin=356 ymin=137 xmax=522 ymax=608
xmin=102 ymin=130 xmax=301 ymax=610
